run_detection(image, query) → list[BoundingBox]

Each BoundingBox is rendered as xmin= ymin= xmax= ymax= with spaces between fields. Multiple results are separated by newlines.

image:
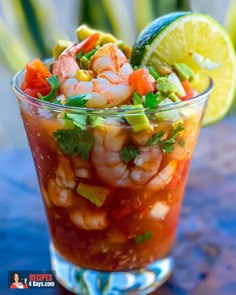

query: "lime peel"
xmin=131 ymin=11 xmax=236 ymax=126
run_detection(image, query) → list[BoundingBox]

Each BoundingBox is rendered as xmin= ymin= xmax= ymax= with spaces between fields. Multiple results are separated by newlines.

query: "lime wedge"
xmin=131 ymin=12 xmax=236 ymax=126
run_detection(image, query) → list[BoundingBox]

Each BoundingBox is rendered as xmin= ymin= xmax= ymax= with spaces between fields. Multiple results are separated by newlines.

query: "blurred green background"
xmin=0 ymin=0 xmax=235 ymax=149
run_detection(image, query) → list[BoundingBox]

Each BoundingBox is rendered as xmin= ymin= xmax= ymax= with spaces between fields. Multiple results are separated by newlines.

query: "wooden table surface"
xmin=1 ymin=117 xmax=236 ymax=295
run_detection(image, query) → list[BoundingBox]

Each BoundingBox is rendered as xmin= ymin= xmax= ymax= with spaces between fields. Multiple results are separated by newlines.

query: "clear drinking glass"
xmin=13 ymin=70 xmax=213 ymax=295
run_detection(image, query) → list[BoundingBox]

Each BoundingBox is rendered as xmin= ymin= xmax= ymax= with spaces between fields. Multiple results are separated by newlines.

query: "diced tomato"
xmin=23 ymin=85 xmax=52 ymax=98
xmin=82 ymin=33 xmax=100 ymax=54
xmin=26 ymin=58 xmax=51 ymax=77
xmin=181 ymin=80 xmax=194 ymax=100
xmin=166 ymin=159 xmax=190 ymax=190
xmin=129 ymin=67 xmax=156 ymax=96
xmin=111 ymin=204 xmax=131 ymax=220
xmin=111 ymin=197 xmax=144 ymax=221
xmin=21 ymin=58 xmax=52 ymax=97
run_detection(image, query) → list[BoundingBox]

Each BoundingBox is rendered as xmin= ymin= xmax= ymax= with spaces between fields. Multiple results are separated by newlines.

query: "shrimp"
xmin=70 ymin=208 xmax=108 ymax=230
xmin=52 ymin=33 xmax=99 ymax=81
xmin=70 ymin=156 xmax=92 ymax=179
xmin=147 ymin=160 xmax=177 ymax=190
xmin=91 ymin=120 xmax=163 ymax=187
xmin=46 ymin=155 xmax=76 ymax=207
xmin=53 ymin=38 xmax=134 ymax=108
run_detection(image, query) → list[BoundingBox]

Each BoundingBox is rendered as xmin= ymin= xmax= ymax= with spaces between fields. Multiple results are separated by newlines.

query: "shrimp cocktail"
xmin=13 ymin=10 xmax=236 ymax=294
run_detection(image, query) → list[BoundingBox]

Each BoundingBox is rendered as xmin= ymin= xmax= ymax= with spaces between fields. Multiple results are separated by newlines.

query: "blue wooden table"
xmin=1 ymin=117 xmax=236 ymax=295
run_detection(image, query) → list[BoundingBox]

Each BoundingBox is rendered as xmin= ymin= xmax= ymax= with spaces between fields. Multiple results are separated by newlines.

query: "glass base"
xmin=50 ymin=243 xmax=173 ymax=295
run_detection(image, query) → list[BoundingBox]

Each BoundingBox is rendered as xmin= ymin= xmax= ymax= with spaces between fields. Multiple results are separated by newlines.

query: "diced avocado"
xmin=53 ymin=40 xmax=73 ymax=60
xmin=100 ymin=33 xmax=117 ymax=44
xmin=76 ymin=25 xmax=95 ymax=41
xmin=121 ymin=105 xmax=153 ymax=132
xmin=62 ymin=118 xmax=75 ymax=129
xmin=77 ymin=183 xmax=110 ymax=207
xmin=157 ymin=77 xmax=178 ymax=97
xmin=79 ymin=56 xmax=90 ymax=70
xmin=172 ymin=63 xmax=195 ymax=81
xmin=77 ymin=24 xmax=116 ymax=44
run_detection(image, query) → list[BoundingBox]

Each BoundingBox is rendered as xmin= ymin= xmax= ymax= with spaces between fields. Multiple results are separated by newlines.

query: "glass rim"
xmin=12 ymin=69 xmax=213 ymax=116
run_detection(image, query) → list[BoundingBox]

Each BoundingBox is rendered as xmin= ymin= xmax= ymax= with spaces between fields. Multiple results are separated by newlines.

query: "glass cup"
xmin=13 ymin=70 xmax=213 ymax=295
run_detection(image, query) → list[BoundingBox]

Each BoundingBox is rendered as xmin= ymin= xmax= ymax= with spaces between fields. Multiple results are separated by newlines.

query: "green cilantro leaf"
xmin=159 ymin=122 xmax=184 ymax=153
xmin=146 ymin=130 xmax=165 ymax=146
xmin=169 ymin=121 xmax=184 ymax=139
xmin=146 ymin=121 xmax=184 ymax=154
xmin=178 ymin=138 xmax=185 ymax=147
xmin=53 ymin=127 xmax=95 ymax=160
xmin=135 ymin=231 xmax=152 ymax=244
xmin=120 ymin=145 xmax=140 ymax=163
xmin=65 ymin=113 xmax=87 ymax=130
xmin=144 ymin=92 xmax=160 ymax=109
xmin=132 ymin=92 xmax=143 ymax=105
xmin=65 ymin=94 xmax=90 ymax=107
xmin=88 ymin=116 xmax=105 ymax=127
xmin=38 ymin=75 xmax=60 ymax=101
xmin=159 ymin=138 xmax=176 ymax=153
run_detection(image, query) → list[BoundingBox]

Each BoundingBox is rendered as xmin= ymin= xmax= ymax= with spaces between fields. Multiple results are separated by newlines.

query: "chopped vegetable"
xmin=155 ymin=98 xmax=181 ymax=122
xmin=156 ymin=76 xmax=178 ymax=97
xmin=146 ymin=121 xmax=184 ymax=153
xmin=181 ymin=80 xmax=194 ymax=100
xmin=53 ymin=40 xmax=73 ymax=60
xmin=132 ymin=92 xmax=143 ymax=105
xmin=65 ymin=113 xmax=87 ymax=130
xmin=111 ymin=198 xmax=144 ymax=221
xmin=120 ymin=145 xmax=140 ymax=163
xmin=79 ymin=56 xmax=90 ymax=69
xmin=38 ymin=75 xmax=60 ymax=101
xmin=64 ymin=94 xmax=89 ymax=107
xmin=148 ymin=66 xmax=161 ymax=80
xmin=122 ymin=104 xmax=153 ymax=132
xmin=167 ymin=73 xmax=186 ymax=98
xmin=21 ymin=58 xmax=52 ymax=97
xmin=146 ymin=130 xmax=165 ymax=146
xmin=77 ymin=183 xmax=110 ymax=207
xmin=88 ymin=116 xmax=105 ymax=127
xmin=53 ymin=126 xmax=95 ymax=160
xmin=132 ymin=91 xmax=160 ymax=109
xmin=135 ymin=231 xmax=152 ymax=244
xmin=172 ymin=63 xmax=195 ymax=81
xmin=178 ymin=138 xmax=185 ymax=147
xmin=144 ymin=91 xmax=160 ymax=109
xmin=129 ymin=67 xmax=155 ymax=96
xmin=159 ymin=121 xmax=184 ymax=153
xmin=84 ymin=48 xmax=98 ymax=60
xmin=23 ymin=85 xmax=52 ymax=98
xmin=79 ymin=33 xmax=100 ymax=54
xmin=150 ymin=201 xmax=170 ymax=219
